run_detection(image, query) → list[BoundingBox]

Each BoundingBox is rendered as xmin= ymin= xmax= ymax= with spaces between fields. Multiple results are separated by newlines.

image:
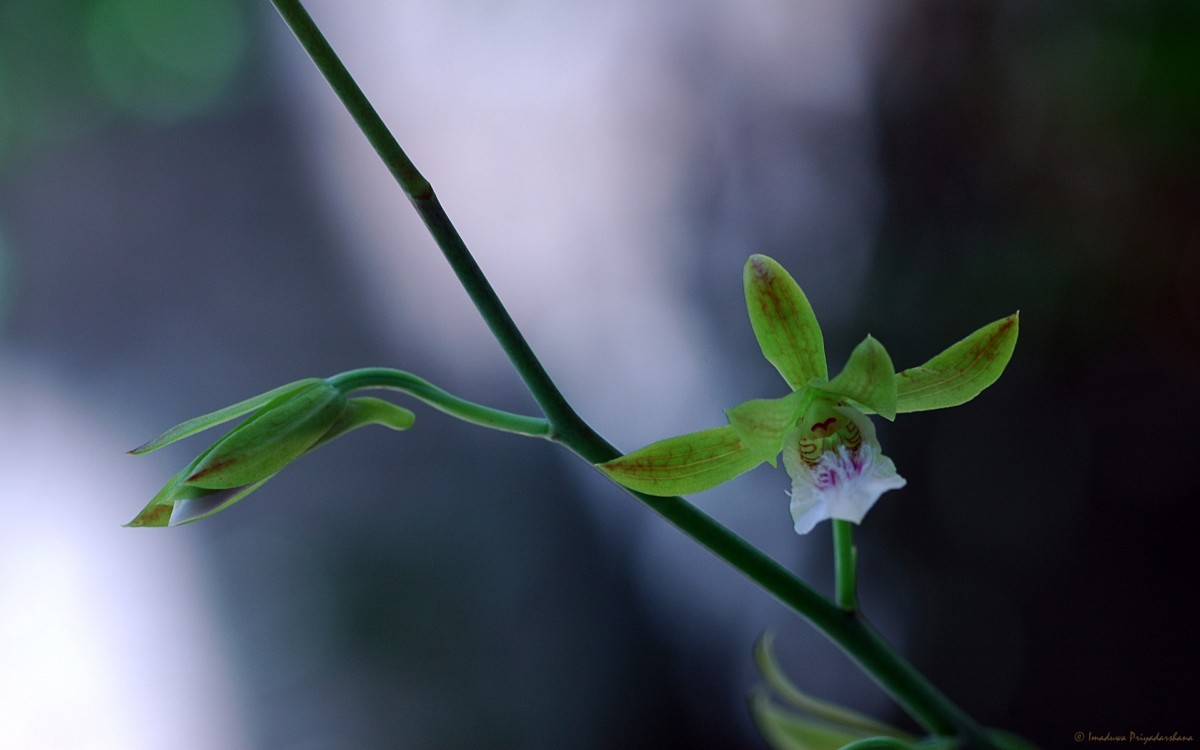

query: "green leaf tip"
xmin=745 ymin=254 xmax=828 ymax=388
xmin=894 ymin=312 xmax=1018 ymax=413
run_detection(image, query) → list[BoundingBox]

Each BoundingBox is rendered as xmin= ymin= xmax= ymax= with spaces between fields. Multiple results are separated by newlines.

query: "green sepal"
xmin=316 ymin=397 xmax=416 ymax=445
xmin=128 ymin=378 xmax=321 ymax=455
xmin=745 ymin=254 xmax=828 ymax=389
xmin=185 ymin=380 xmax=346 ymax=489
xmin=598 ymin=425 xmax=763 ymax=496
xmin=726 ymin=391 xmax=807 ymax=467
xmin=125 ymin=438 xmax=224 ymax=527
xmin=894 ymin=313 xmax=1018 ymax=414
xmin=125 ymin=464 xmax=200 ymax=527
xmin=167 ymin=475 xmax=277 ymax=526
xmin=815 ymin=336 xmax=898 ymax=420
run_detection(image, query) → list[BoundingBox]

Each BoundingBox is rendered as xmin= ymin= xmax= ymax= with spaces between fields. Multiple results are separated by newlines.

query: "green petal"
xmin=726 ymin=391 xmax=807 ymax=467
xmin=598 ymin=425 xmax=763 ymax=496
xmin=129 ymin=378 xmax=321 ymax=454
xmin=815 ymin=336 xmax=898 ymax=420
xmin=745 ymin=254 xmax=828 ymax=388
xmin=894 ymin=313 xmax=1018 ymax=413
xmin=185 ymin=381 xmax=345 ymax=489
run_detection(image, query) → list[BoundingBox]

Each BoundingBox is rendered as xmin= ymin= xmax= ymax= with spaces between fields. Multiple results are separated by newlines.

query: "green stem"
xmin=268 ymin=0 xmax=585 ymax=439
xmin=327 ymin=367 xmax=551 ymax=438
xmin=833 ymin=519 xmax=858 ymax=612
xmin=266 ymin=2 xmax=999 ymax=746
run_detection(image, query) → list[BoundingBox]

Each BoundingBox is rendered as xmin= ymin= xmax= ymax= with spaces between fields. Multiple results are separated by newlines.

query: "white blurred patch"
xmin=0 ymin=361 xmax=248 ymax=750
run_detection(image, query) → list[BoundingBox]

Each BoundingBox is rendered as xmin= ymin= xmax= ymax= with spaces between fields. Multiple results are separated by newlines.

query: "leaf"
xmin=817 ymin=336 xmax=898 ymax=420
xmin=894 ymin=313 xmax=1018 ymax=413
xmin=754 ymin=633 xmax=911 ymax=740
xmin=726 ymin=391 xmax=807 ymax=467
xmin=837 ymin=738 xmax=948 ymax=750
xmin=185 ymin=381 xmax=345 ymax=489
xmin=598 ymin=425 xmax=763 ymax=496
xmin=129 ymin=378 xmax=321 ymax=454
xmin=745 ymin=254 xmax=828 ymax=388
xmin=750 ymin=690 xmax=868 ymax=750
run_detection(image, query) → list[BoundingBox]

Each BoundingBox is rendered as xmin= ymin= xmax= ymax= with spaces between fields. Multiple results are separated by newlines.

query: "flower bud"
xmin=185 ymin=380 xmax=345 ymax=489
xmin=127 ymin=378 xmax=415 ymax=527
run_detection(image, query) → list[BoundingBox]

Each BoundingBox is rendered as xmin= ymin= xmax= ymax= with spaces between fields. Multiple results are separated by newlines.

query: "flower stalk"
xmin=141 ymin=1 xmax=1030 ymax=745
xmin=833 ymin=519 xmax=858 ymax=613
xmin=327 ymin=368 xmax=551 ymax=438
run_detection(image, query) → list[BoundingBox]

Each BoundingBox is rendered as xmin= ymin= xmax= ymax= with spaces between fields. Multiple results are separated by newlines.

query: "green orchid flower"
xmin=599 ymin=254 xmax=1017 ymax=534
xmin=127 ymin=378 xmax=414 ymax=527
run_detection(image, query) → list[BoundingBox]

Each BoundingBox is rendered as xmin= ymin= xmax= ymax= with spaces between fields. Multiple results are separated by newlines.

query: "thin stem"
xmin=268 ymin=0 xmax=585 ymax=437
xmin=833 ymin=519 xmax=858 ymax=612
xmin=266 ymin=2 xmax=999 ymax=746
xmin=327 ymin=368 xmax=551 ymax=438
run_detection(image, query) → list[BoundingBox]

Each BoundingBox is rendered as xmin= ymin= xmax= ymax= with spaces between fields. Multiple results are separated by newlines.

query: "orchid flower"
xmin=600 ymin=254 xmax=1017 ymax=534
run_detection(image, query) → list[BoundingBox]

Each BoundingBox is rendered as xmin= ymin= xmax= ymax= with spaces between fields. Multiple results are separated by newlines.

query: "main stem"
xmin=267 ymin=1 xmax=996 ymax=745
xmin=268 ymin=0 xmax=585 ymax=441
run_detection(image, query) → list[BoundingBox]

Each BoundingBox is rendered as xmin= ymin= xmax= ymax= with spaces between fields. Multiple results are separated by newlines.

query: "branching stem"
xmin=266 ymin=1 xmax=1000 ymax=746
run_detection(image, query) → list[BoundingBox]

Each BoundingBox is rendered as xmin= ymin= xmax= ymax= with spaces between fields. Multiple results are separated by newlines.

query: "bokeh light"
xmin=86 ymin=0 xmax=248 ymax=121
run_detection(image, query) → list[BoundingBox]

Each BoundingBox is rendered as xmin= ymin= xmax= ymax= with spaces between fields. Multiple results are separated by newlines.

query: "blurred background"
xmin=1 ymin=1 xmax=1198 ymax=748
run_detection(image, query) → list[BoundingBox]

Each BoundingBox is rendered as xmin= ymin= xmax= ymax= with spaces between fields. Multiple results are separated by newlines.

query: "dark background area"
xmin=0 ymin=2 xmax=1196 ymax=748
